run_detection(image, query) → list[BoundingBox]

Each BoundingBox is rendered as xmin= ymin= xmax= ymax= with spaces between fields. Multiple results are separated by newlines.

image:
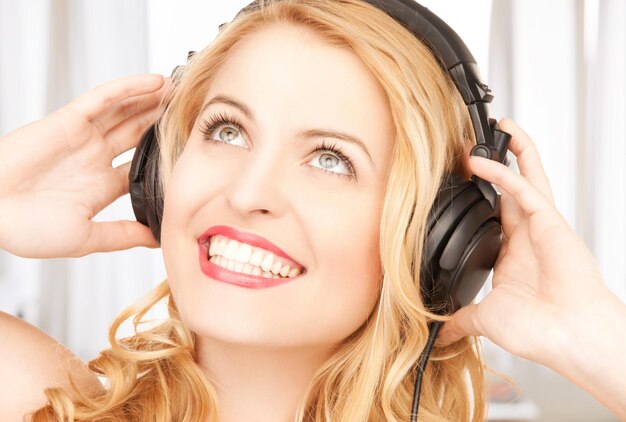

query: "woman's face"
xmin=161 ymin=23 xmax=395 ymax=349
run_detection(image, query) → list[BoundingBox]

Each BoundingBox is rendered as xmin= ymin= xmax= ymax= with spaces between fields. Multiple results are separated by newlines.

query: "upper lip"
xmin=198 ymin=225 xmax=306 ymax=270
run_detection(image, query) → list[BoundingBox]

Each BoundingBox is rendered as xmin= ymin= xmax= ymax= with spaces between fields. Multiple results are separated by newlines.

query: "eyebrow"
xmin=200 ymin=95 xmax=375 ymax=169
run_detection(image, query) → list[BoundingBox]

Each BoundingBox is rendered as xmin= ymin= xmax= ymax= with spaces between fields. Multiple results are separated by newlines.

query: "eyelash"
xmin=199 ymin=111 xmax=358 ymax=181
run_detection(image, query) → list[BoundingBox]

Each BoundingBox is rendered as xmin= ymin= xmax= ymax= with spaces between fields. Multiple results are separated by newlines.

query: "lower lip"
xmin=197 ymin=242 xmax=304 ymax=289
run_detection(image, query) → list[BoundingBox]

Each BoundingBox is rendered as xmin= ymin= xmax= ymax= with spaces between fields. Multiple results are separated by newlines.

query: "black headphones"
xmin=129 ymin=0 xmax=512 ymax=419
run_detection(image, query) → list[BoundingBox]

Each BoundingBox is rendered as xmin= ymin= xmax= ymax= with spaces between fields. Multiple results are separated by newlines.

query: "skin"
xmin=0 ymin=17 xmax=625 ymax=422
xmin=160 ymin=23 xmax=395 ymax=422
xmin=440 ymin=122 xmax=626 ymax=420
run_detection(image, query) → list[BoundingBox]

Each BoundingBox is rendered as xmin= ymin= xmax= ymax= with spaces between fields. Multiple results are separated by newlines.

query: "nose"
xmin=223 ymin=142 xmax=289 ymax=218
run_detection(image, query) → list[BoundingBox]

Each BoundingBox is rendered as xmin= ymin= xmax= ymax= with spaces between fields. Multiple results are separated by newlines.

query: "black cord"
xmin=410 ymin=320 xmax=443 ymax=422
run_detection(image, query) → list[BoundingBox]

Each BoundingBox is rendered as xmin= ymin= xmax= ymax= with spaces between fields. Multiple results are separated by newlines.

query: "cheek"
xmin=161 ymin=149 xmax=218 ymax=255
xmin=306 ymin=192 xmax=383 ymax=343
xmin=162 ymin=159 xmax=202 ymax=228
xmin=160 ymin=154 xmax=207 ymax=311
xmin=159 ymin=148 xmax=385 ymax=348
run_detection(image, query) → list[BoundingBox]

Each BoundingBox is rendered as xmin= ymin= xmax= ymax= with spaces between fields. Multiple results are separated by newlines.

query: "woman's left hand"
xmin=438 ymin=118 xmax=610 ymax=369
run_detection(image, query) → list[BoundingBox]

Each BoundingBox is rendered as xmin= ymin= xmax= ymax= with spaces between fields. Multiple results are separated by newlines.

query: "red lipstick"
xmin=197 ymin=225 xmax=306 ymax=289
xmin=197 ymin=225 xmax=305 ymax=269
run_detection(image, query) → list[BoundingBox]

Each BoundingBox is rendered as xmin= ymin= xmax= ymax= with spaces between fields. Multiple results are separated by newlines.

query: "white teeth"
xmin=234 ymin=261 xmax=244 ymax=273
xmin=243 ymin=263 xmax=254 ymax=275
xmin=261 ymin=253 xmax=274 ymax=272
xmin=235 ymin=243 xmax=253 ymax=263
xmin=216 ymin=237 xmax=226 ymax=254
xmin=224 ymin=239 xmax=239 ymax=260
xmin=271 ymin=260 xmax=282 ymax=275
xmin=250 ymin=249 xmax=265 ymax=266
xmin=209 ymin=238 xmax=219 ymax=257
xmin=209 ymin=255 xmax=299 ymax=280
xmin=227 ymin=258 xmax=236 ymax=272
xmin=207 ymin=235 xmax=304 ymax=277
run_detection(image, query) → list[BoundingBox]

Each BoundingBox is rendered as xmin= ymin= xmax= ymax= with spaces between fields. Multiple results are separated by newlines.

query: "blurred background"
xmin=0 ymin=0 xmax=624 ymax=420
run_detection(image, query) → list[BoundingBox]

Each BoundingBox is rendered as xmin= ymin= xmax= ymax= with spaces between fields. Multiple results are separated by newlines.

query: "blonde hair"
xmin=30 ymin=0 xmax=517 ymax=420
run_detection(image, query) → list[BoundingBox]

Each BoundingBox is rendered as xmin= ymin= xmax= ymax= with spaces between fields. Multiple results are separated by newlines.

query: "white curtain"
xmin=0 ymin=0 xmax=624 ymax=420
xmin=588 ymin=0 xmax=626 ymax=301
xmin=0 ymin=0 xmax=251 ymax=357
xmin=482 ymin=1 xmax=625 ymax=421
xmin=493 ymin=0 xmax=625 ymax=302
xmin=0 ymin=0 xmax=159 ymax=359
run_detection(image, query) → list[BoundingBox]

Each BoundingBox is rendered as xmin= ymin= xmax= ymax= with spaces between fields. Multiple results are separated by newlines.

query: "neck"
xmin=196 ymin=337 xmax=336 ymax=422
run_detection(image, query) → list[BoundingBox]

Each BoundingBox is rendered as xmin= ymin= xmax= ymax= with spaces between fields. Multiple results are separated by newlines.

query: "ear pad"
xmin=420 ymin=173 xmax=502 ymax=314
xmin=129 ymin=122 xmax=163 ymax=244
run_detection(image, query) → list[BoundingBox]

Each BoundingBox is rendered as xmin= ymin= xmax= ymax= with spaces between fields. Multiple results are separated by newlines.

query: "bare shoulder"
xmin=0 ymin=311 xmax=104 ymax=421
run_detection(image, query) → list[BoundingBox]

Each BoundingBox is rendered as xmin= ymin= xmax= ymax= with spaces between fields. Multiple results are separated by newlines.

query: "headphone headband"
xmin=363 ymin=0 xmax=498 ymax=148
xmin=232 ymin=0 xmax=511 ymax=164
xmin=129 ymin=2 xmax=512 ymax=419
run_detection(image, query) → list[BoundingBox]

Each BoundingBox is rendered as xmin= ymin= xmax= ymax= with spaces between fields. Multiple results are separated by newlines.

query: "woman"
xmin=1 ymin=0 xmax=624 ymax=421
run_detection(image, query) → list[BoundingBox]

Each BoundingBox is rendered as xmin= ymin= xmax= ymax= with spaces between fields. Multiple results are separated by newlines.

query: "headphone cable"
xmin=410 ymin=320 xmax=443 ymax=422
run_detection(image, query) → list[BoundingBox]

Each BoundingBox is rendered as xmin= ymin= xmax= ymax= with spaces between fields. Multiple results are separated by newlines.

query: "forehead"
xmin=201 ymin=23 xmax=395 ymax=162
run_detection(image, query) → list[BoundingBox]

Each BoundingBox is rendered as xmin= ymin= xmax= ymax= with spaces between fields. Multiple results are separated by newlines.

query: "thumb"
xmin=85 ymin=220 xmax=160 ymax=255
xmin=438 ymin=303 xmax=483 ymax=344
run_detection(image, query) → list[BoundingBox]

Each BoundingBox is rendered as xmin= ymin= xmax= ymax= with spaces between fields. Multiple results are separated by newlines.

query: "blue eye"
xmin=199 ymin=112 xmax=358 ymax=181
xmin=199 ymin=112 xmax=247 ymax=148
xmin=308 ymin=139 xmax=357 ymax=181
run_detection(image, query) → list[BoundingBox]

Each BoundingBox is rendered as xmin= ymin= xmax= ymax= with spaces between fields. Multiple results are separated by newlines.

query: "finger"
xmin=464 ymin=140 xmax=523 ymax=237
xmin=91 ymin=160 xmax=135 ymax=214
xmin=81 ymin=220 xmax=160 ymax=256
xmin=93 ymin=76 xmax=173 ymax=134
xmin=494 ymin=234 xmax=508 ymax=268
xmin=104 ymin=103 xmax=163 ymax=159
xmin=469 ymin=155 xmax=554 ymax=218
xmin=438 ymin=303 xmax=483 ymax=344
xmin=66 ymin=74 xmax=165 ymax=123
xmin=498 ymin=118 xmax=555 ymax=204
xmin=114 ymin=160 xmax=133 ymax=194
xmin=499 ymin=188 xmax=524 ymax=238
xmin=491 ymin=236 xmax=509 ymax=289
xmin=84 ymin=161 xmax=133 ymax=218
xmin=439 ymin=322 xmax=461 ymax=343
xmin=112 ymin=160 xmax=160 ymax=209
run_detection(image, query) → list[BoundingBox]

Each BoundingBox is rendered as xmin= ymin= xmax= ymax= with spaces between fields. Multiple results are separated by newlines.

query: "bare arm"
xmin=0 ymin=311 xmax=104 ymax=421
xmin=0 ymin=74 xmax=174 ymax=419
xmin=545 ymin=289 xmax=626 ymax=420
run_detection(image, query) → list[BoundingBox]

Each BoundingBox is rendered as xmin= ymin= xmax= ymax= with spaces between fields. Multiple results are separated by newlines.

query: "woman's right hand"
xmin=0 ymin=73 xmax=173 ymax=259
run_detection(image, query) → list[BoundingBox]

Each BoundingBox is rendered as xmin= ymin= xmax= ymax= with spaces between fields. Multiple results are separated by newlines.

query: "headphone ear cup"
xmin=445 ymin=220 xmax=501 ymax=312
xmin=129 ymin=122 xmax=163 ymax=245
xmin=128 ymin=56 xmax=190 ymax=245
xmin=421 ymin=173 xmax=502 ymax=314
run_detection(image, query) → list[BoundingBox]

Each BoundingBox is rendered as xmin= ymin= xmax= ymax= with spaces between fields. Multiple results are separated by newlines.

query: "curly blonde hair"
xmin=30 ymin=1 xmax=516 ymax=420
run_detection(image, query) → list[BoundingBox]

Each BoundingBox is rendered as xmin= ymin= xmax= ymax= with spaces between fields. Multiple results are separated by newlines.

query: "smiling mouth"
xmin=202 ymin=236 xmax=307 ymax=280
